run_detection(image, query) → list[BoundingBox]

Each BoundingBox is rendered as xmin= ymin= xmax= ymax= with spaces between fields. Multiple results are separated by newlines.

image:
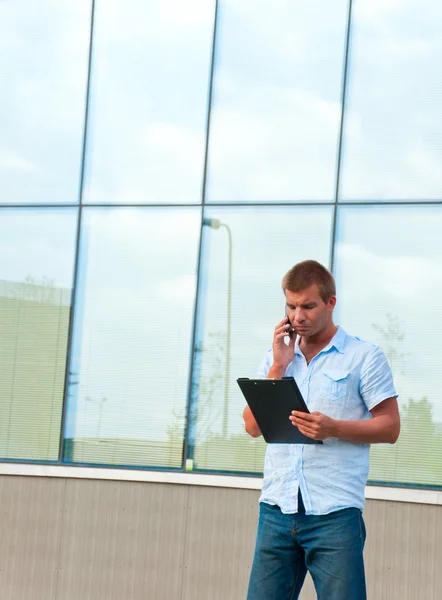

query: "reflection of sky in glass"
xmin=192 ymin=206 xmax=333 ymax=455
xmin=64 ymin=207 xmax=201 ymax=452
xmin=0 ymin=208 xmax=78 ymax=286
xmin=334 ymin=205 xmax=442 ymax=421
xmin=341 ymin=0 xmax=442 ymax=200
xmin=83 ymin=0 xmax=215 ymax=204
xmin=206 ymin=0 xmax=348 ymax=202
xmin=0 ymin=2 xmax=90 ymax=204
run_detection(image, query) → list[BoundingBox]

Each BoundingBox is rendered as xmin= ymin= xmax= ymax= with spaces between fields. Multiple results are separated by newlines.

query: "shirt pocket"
xmin=321 ymin=369 xmax=351 ymax=408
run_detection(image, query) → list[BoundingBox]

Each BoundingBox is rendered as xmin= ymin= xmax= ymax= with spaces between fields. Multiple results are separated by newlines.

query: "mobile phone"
xmin=284 ymin=308 xmax=295 ymax=339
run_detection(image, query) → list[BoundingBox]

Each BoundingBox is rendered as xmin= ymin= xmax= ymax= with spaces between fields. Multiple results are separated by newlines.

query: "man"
xmin=243 ymin=260 xmax=400 ymax=600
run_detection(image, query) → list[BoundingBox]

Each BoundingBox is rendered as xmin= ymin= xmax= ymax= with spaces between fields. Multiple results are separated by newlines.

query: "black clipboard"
xmin=237 ymin=377 xmax=322 ymax=444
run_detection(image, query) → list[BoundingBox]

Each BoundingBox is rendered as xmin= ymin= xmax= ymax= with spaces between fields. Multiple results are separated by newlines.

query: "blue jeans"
xmin=247 ymin=493 xmax=366 ymax=600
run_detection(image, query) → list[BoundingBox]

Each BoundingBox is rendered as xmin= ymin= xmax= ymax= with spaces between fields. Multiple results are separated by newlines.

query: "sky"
xmin=0 ymin=1 xmax=90 ymax=203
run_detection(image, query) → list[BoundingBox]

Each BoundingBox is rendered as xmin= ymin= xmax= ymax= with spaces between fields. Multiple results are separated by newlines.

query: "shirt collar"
xmin=294 ymin=325 xmax=346 ymax=356
xmin=329 ymin=325 xmax=346 ymax=353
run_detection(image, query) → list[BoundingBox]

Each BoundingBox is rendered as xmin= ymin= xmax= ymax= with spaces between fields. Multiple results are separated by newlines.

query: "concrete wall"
xmin=0 ymin=475 xmax=440 ymax=599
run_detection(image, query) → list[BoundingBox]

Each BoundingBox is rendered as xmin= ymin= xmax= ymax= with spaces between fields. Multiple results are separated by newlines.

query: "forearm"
xmin=243 ymin=405 xmax=261 ymax=437
xmin=333 ymin=414 xmax=400 ymax=444
xmin=267 ymin=363 xmax=288 ymax=379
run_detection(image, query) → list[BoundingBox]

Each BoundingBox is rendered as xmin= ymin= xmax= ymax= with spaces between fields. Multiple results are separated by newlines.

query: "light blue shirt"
xmin=258 ymin=326 xmax=396 ymax=515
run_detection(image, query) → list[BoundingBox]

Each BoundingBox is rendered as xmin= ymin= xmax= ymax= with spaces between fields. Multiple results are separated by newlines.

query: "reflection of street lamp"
xmin=203 ymin=218 xmax=232 ymax=439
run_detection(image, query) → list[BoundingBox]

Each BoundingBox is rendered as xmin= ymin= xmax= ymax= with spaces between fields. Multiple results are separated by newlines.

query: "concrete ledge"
xmin=0 ymin=463 xmax=441 ymax=505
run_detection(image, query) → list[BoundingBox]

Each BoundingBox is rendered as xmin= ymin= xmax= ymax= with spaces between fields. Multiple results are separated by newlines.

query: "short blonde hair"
xmin=282 ymin=260 xmax=336 ymax=303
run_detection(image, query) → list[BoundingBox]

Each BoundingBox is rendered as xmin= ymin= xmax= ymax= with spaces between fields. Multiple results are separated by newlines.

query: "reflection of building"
xmin=0 ymin=279 xmax=71 ymax=460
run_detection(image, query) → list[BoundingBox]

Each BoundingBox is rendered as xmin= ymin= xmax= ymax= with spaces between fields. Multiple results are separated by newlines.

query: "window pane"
xmin=0 ymin=1 xmax=90 ymax=204
xmin=190 ymin=206 xmax=333 ymax=473
xmin=334 ymin=206 xmax=442 ymax=487
xmin=206 ymin=0 xmax=348 ymax=203
xmin=84 ymin=0 xmax=215 ymax=204
xmin=0 ymin=209 xmax=77 ymax=460
xmin=340 ymin=1 xmax=442 ymax=201
xmin=64 ymin=208 xmax=200 ymax=468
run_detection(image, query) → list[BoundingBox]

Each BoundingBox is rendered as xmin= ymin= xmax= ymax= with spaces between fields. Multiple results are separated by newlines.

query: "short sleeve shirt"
xmin=258 ymin=326 xmax=397 ymax=515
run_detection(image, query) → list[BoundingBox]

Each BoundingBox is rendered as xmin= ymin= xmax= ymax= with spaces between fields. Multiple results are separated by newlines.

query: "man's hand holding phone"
xmin=268 ymin=316 xmax=297 ymax=379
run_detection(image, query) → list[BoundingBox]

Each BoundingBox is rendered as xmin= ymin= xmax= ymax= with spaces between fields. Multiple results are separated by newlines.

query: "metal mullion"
xmin=57 ymin=0 xmax=96 ymax=463
xmin=0 ymin=204 xmax=80 ymax=209
xmin=78 ymin=202 xmax=202 ymax=208
xmin=2 ymin=199 xmax=442 ymax=211
xmin=203 ymin=201 xmax=335 ymax=207
xmin=330 ymin=0 xmax=354 ymax=273
xmin=182 ymin=0 xmax=220 ymax=472
xmin=331 ymin=199 xmax=442 ymax=206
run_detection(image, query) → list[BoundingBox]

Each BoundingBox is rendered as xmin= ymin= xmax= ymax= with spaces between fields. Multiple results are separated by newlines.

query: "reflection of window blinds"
xmin=63 ymin=208 xmax=200 ymax=471
xmin=370 ymin=397 xmax=442 ymax=488
xmin=65 ymin=439 xmax=185 ymax=470
xmin=0 ymin=281 xmax=71 ymax=461
xmin=191 ymin=350 xmax=267 ymax=475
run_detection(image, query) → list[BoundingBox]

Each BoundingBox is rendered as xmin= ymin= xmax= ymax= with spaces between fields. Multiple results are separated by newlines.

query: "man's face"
xmin=285 ymin=284 xmax=336 ymax=338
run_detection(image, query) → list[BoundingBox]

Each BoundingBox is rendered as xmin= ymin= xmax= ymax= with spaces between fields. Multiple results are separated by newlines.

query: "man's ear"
xmin=328 ymin=296 xmax=337 ymax=310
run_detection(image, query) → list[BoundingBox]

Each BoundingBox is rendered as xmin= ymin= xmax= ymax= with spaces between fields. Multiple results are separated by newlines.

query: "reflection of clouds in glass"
xmin=153 ymin=274 xmax=198 ymax=302
xmin=206 ymin=0 xmax=348 ymax=202
xmin=65 ymin=208 xmax=201 ymax=445
xmin=0 ymin=1 xmax=90 ymax=203
xmin=0 ymin=148 xmax=43 ymax=176
xmin=98 ymin=0 xmax=213 ymax=41
xmin=334 ymin=206 xmax=442 ymax=420
xmin=0 ymin=209 xmax=78 ymax=286
xmin=337 ymin=243 xmax=438 ymax=299
xmin=158 ymin=0 xmax=214 ymax=26
xmin=86 ymin=123 xmax=204 ymax=204
xmin=84 ymin=0 xmax=215 ymax=204
xmin=341 ymin=0 xmax=442 ymax=199
xmin=208 ymin=88 xmax=341 ymax=201
xmin=357 ymin=0 xmax=407 ymax=22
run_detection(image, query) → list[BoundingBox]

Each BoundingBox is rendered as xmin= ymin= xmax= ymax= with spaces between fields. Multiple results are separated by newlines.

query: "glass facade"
xmin=0 ymin=209 xmax=77 ymax=460
xmin=1 ymin=0 xmax=441 ymax=490
xmin=0 ymin=1 xmax=91 ymax=204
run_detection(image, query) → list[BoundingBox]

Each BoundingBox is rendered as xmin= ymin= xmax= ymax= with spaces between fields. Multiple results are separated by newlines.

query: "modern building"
xmin=0 ymin=1 xmax=441 ymax=598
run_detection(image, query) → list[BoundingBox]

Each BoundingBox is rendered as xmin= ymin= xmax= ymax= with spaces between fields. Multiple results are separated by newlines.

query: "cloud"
xmin=99 ymin=0 xmax=214 ymax=42
xmin=207 ymin=84 xmax=341 ymax=201
xmin=0 ymin=210 xmax=77 ymax=287
xmin=355 ymin=0 xmax=405 ymax=22
xmin=152 ymin=274 xmax=197 ymax=302
xmin=0 ymin=1 xmax=90 ymax=203
xmin=0 ymin=147 xmax=43 ymax=175
xmin=205 ymin=0 xmax=348 ymax=202
xmin=341 ymin=0 xmax=442 ymax=200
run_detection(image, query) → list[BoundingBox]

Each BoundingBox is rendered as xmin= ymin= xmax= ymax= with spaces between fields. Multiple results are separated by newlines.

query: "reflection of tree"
xmin=5 ymin=274 xmax=57 ymax=304
xmin=372 ymin=312 xmax=408 ymax=375
xmin=369 ymin=314 xmax=442 ymax=486
xmin=371 ymin=396 xmax=442 ymax=485
xmin=192 ymin=331 xmax=226 ymax=439
xmin=167 ymin=331 xmax=226 ymax=452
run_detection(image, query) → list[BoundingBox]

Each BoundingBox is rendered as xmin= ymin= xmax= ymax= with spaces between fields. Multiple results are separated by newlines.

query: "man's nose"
xmin=295 ymin=309 xmax=305 ymax=323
